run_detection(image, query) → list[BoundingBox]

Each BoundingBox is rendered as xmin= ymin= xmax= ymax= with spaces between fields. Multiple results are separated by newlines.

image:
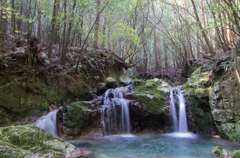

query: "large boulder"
xmin=105 ymin=77 xmax=117 ymax=88
xmin=0 ymin=124 xmax=94 ymax=158
xmin=211 ymin=146 xmax=230 ymax=158
xmin=119 ymin=75 xmax=132 ymax=86
xmin=132 ymin=78 xmax=171 ymax=115
xmin=96 ymin=83 xmax=107 ymax=95
xmin=130 ymin=78 xmax=171 ymax=131
xmin=60 ymin=102 xmax=95 ymax=138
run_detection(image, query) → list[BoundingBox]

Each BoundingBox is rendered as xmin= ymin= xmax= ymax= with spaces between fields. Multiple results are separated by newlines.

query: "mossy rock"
xmin=62 ymin=102 xmax=92 ymax=136
xmin=0 ymin=124 xmax=76 ymax=158
xmin=211 ymin=146 xmax=222 ymax=158
xmin=119 ymin=75 xmax=132 ymax=86
xmin=132 ymin=78 xmax=171 ymax=115
xmin=212 ymin=109 xmax=227 ymax=122
xmin=219 ymin=122 xmax=240 ymax=142
xmin=97 ymin=82 xmax=107 ymax=95
xmin=106 ymin=77 xmax=116 ymax=88
xmin=133 ymin=79 xmax=145 ymax=86
xmin=232 ymin=150 xmax=240 ymax=158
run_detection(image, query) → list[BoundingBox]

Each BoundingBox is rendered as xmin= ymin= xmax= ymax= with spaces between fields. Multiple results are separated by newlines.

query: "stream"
xmin=67 ymin=133 xmax=240 ymax=158
xmin=34 ymin=86 xmax=240 ymax=158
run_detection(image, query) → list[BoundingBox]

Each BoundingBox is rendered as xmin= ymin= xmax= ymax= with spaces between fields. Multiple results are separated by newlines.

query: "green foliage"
xmin=41 ymin=101 xmax=48 ymax=111
xmin=108 ymin=22 xmax=141 ymax=46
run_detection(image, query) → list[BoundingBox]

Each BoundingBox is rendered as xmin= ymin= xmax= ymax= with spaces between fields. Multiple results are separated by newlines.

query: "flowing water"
xmin=67 ymin=87 xmax=240 ymax=157
xmin=67 ymin=133 xmax=240 ymax=158
xmin=170 ymin=88 xmax=188 ymax=132
xmin=99 ymin=88 xmax=130 ymax=134
xmin=33 ymin=86 xmax=240 ymax=158
xmin=169 ymin=89 xmax=178 ymax=131
xmin=33 ymin=108 xmax=60 ymax=136
xmin=177 ymin=88 xmax=188 ymax=133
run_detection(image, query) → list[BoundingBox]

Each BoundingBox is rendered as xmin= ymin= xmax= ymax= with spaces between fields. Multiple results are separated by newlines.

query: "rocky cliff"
xmin=183 ymin=56 xmax=240 ymax=142
xmin=0 ymin=51 xmax=124 ymax=127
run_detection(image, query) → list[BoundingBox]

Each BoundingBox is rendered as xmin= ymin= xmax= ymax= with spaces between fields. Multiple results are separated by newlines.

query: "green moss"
xmin=62 ymin=102 xmax=91 ymax=135
xmin=133 ymin=78 xmax=170 ymax=115
xmin=183 ymin=66 xmax=216 ymax=132
xmin=0 ymin=124 xmax=76 ymax=158
xmin=106 ymin=77 xmax=116 ymax=82
xmin=220 ymin=122 xmax=240 ymax=142
xmin=0 ymin=77 xmax=8 ymax=86
xmin=232 ymin=150 xmax=240 ymax=158
xmin=184 ymin=86 xmax=215 ymax=132
xmin=212 ymin=146 xmax=222 ymax=157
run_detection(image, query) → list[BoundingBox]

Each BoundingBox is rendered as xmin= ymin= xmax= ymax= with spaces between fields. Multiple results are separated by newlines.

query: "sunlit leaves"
xmin=109 ymin=22 xmax=141 ymax=47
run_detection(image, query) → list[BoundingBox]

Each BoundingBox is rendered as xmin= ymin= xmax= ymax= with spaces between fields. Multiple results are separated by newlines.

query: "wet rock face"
xmin=58 ymin=102 xmax=98 ymax=139
xmin=209 ymin=73 xmax=240 ymax=141
xmin=129 ymin=100 xmax=170 ymax=133
xmin=183 ymin=67 xmax=217 ymax=134
xmin=0 ymin=124 xmax=94 ymax=158
xmin=183 ymin=57 xmax=240 ymax=141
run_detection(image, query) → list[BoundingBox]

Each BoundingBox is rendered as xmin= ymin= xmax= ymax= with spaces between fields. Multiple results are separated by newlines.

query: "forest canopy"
xmin=0 ymin=0 xmax=239 ymax=72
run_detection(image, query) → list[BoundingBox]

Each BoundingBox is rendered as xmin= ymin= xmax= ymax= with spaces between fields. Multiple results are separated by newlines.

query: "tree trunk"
xmin=164 ymin=41 xmax=168 ymax=69
xmin=11 ymin=0 xmax=16 ymax=35
xmin=101 ymin=12 xmax=106 ymax=49
xmin=152 ymin=2 xmax=159 ymax=70
xmin=60 ymin=0 xmax=76 ymax=65
xmin=48 ymin=0 xmax=58 ymax=58
xmin=108 ymin=27 xmax=111 ymax=50
xmin=1 ymin=0 xmax=7 ymax=53
xmin=191 ymin=0 xmax=214 ymax=54
xmin=93 ymin=0 xmax=101 ymax=49
xmin=17 ymin=3 xmax=22 ymax=38
xmin=197 ymin=35 xmax=200 ymax=59
xmin=0 ymin=6 xmax=2 ymax=54
xmin=36 ymin=0 xmax=41 ymax=41
xmin=61 ymin=0 xmax=67 ymax=56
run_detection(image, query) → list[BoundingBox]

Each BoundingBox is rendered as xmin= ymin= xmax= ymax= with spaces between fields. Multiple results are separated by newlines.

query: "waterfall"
xmin=170 ymin=88 xmax=188 ymax=133
xmin=100 ymin=87 xmax=131 ymax=134
xmin=170 ymin=89 xmax=178 ymax=131
xmin=177 ymin=89 xmax=188 ymax=132
xmin=34 ymin=108 xmax=60 ymax=136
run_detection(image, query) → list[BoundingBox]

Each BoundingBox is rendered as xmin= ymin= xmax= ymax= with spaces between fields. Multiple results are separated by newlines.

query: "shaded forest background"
xmin=0 ymin=0 xmax=239 ymax=78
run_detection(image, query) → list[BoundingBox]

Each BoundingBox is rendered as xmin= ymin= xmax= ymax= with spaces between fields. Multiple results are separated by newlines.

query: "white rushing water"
xmin=170 ymin=88 xmax=188 ymax=133
xmin=169 ymin=89 xmax=178 ymax=131
xmin=100 ymin=88 xmax=130 ymax=134
xmin=177 ymin=89 xmax=188 ymax=132
xmin=34 ymin=108 xmax=60 ymax=136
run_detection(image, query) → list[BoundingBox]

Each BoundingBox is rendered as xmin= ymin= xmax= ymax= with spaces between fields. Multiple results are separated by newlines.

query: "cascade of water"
xmin=177 ymin=89 xmax=188 ymax=132
xmin=170 ymin=89 xmax=178 ymax=131
xmin=170 ymin=88 xmax=188 ymax=133
xmin=101 ymin=88 xmax=130 ymax=134
xmin=34 ymin=108 xmax=61 ymax=136
xmin=121 ymin=100 xmax=130 ymax=133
